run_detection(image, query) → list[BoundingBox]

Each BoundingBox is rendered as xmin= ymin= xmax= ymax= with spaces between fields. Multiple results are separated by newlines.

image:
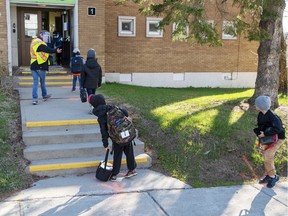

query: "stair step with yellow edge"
xmin=26 ymin=153 xmax=152 ymax=177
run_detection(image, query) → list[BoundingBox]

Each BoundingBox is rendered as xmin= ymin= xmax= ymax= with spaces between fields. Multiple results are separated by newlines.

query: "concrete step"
xmin=24 ymin=139 xmax=145 ymax=160
xmin=17 ymin=75 xmax=72 ymax=85
xmin=26 ymin=153 xmax=152 ymax=177
xmin=23 ymin=127 xmax=101 ymax=145
xmin=15 ymin=66 xmax=71 ymax=87
xmin=19 ymin=66 xmax=70 ymax=76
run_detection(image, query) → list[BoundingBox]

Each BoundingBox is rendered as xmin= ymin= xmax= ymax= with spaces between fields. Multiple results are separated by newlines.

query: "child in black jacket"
xmin=89 ymin=94 xmax=137 ymax=181
xmin=253 ymin=95 xmax=286 ymax=188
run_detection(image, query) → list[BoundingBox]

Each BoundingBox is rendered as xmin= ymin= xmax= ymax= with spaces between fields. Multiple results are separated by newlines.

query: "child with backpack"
xmin=253 ymin=95 xmax=286 ymax=188
xmin=89 ymin=94 xmax=137 ymax=181
xmin=70 ymin=48 xmax=85 ymax=92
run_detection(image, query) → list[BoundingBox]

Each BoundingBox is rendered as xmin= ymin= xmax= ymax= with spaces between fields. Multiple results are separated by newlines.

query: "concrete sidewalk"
xmin=1 ymin=170 xmax=287 ymax=216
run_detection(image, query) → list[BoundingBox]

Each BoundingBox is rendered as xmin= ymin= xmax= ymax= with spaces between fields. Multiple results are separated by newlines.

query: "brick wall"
xmin=0 ymin=0 xmax=8 ymax=72
xmin=78 ymin=0 xmax=105 ymax=71
xmin=105 ymin=0 xmax=258 ymax=74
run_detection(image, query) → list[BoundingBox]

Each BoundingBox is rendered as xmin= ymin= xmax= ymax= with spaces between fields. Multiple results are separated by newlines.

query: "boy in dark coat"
xmin=81 ymin=48 xmax=102 ymax=95
xmin=253 ymin=95 xmax=286 ymax=188
xmin=89 ymin=94 xmax=137 ymax=181
xmin=81 ymin=48 xmax=102 ymax=113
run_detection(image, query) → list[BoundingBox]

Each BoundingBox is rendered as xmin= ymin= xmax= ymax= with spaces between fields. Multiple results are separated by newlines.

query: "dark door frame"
xmin=17 ymin=8 xmax=42 ymax=66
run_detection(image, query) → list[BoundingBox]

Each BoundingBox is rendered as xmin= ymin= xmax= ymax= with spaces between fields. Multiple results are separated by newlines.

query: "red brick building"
xmin=0 ymin=0 xmax=258 ymax=88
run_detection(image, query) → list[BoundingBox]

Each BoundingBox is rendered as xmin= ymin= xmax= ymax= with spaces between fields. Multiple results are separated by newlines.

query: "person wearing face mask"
xmin=30 ymin=30 xmax=62 ymax=105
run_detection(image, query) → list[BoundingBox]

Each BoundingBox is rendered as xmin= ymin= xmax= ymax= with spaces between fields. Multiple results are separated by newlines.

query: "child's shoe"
xmin=259 ymin=175 xmax=271 ymax=184
xmin=266 ymin=175 xmax=279 ymax=188
xmin=110 ymin=175 xmax=117 ymax=181
xmin=124 ymin=170 xmax=137 ymax=178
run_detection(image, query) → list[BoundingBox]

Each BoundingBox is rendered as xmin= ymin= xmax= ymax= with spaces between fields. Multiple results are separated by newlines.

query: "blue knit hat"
xmin=255 ymin=96 xmax=271 ymax=111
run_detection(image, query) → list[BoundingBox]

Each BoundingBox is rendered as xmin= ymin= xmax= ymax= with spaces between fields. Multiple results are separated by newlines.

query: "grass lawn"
xmin=0 ymin=84 xmax=32 ymax=200
xmin=98 ymin=83 xmax=288 ymax=187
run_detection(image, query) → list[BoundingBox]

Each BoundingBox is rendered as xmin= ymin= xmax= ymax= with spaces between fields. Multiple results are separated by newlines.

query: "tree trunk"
xmin=248 ymin=1 xmax=285 ymax=108
xmin=279 ymin=31 xmax=287 ymax=93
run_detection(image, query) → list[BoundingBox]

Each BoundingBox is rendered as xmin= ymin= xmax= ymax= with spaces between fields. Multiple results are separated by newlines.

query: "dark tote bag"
xmin=259 ymin=134 xmax=278 ymax=145
xmin=80 ymin=88 xmax=87 ymax=103
xmin=95 ymin=149 xmax=113 ymax=181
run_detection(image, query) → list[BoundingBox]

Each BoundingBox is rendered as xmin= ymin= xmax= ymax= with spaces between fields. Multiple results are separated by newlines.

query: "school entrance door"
xmin=17 ymin=8 xmax=71 ymax=66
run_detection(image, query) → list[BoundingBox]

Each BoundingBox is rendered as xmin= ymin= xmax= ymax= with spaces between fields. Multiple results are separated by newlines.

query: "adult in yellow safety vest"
xmin=30 ymin=30 xmax=62 ymax=105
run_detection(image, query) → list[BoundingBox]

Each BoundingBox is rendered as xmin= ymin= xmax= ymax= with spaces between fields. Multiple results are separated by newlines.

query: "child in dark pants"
xmin=253 ymin=95 xmax=286 ymax=188
xmin=89 ymin=94 xmax=137 ymax=181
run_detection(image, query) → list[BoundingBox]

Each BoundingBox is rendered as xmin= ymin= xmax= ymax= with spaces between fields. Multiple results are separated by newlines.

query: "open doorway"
xmin=17 ymin=8 xmax=71 ymax=67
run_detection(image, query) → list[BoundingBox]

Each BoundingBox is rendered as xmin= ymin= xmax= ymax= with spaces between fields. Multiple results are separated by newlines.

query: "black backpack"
xmin=71 ymin=56 xmax=83 ymax=74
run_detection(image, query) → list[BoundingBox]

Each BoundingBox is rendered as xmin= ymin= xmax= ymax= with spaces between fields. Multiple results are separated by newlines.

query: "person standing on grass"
xmin=70 ymin=48 xmax=84 ymax=92
xmin=30 ymin=30 xmax=62 ymax=105
xmin=88 ymin=94 xmax=137 ymax=181
xmin=81 ymin=48 xmax=102 ymax=113
xmin=253 ymin=95 xmax=286 ymax=188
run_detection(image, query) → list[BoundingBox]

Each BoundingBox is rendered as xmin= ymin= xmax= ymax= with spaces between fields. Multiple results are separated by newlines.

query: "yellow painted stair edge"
xmin=26 ymin=119 xmax=98 ymax=127
xmin=22 ymin=71 xmax=68 ymax=75
xmin=29 ymin=156 xmax=149 ymax=172
xmin=19 ymin=82 xmax=71 ymax=85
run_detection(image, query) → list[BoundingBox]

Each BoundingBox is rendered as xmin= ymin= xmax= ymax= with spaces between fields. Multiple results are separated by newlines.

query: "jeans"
xmin=72 ymin=75 xmax=82 ymax=90
xmin=31 ymin=70 xmax=47 ymax=100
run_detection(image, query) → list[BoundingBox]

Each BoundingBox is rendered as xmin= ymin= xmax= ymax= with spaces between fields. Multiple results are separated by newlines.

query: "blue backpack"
xmin=71 ymin=56 xmax=83 ymax=74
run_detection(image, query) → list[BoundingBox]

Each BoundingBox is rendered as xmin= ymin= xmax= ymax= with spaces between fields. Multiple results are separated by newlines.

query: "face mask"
xmin=41 ymin=32 xmax=51 ymax=43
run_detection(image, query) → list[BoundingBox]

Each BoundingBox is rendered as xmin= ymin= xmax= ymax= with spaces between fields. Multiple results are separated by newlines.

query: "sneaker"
xmin=71 ymin=89 xmax=76 ymax=92
xmin=124 ymin=170 xmax=137 ymax=178
xmin=43 ymin=94 xmax=51 ymax=101
xmin=110 ymin=175 xmax=117 ymax=181
xmin=267 ymin=175 xmax=279 ymax=188
xmin=259 ymin=175 xmax=271 ymax=184
xmin=32 ymin=101 xmax=38 ymax=105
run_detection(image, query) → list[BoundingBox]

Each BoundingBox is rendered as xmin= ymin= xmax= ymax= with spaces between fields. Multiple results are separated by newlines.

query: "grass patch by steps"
xmin=0 ymin=80 xmax=32 ymax=200
xmin=98 ymin=83 xmax=287 ymax=187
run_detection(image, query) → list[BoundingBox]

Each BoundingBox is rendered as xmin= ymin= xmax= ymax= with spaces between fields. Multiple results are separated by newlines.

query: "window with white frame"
xmin=118 ymin=16 xmax=136 ymax=37
xmin=172 ymin=22 xmax=189 ymax=39
xmin=146 ymin=17 xmax=163 ymax=37
xmin=222 ymin=21 xmax=237 ymax=39
xmin=200 ymin=20 xmax=214 ymax=39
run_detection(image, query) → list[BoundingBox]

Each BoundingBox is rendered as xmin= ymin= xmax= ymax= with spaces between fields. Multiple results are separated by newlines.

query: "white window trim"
xmin=118 ymin=16 xmax=136 ymax=37
xmin=222 ymin=20 xmax=237 ymax=40
xmin=207 ymin=20 xmax=214 ymax=27
xmin=146 ymin=17 xmax=163 ymax=38
xmin=172 ymin=22 xmax=189 ymax=39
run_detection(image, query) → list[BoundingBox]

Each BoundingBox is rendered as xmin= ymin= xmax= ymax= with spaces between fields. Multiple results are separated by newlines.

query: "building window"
xmin=172 ymin=22 xmax=189 ymax=39
xmin=146 ymin=17 xmax=163 ymax=37
xmin=118 ymin=16 xmax=136 ymax=37
xmin=222 ymin=21 xmax=237 ymax=40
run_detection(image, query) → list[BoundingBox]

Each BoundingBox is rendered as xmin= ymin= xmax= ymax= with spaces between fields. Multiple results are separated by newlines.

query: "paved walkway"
xmin=1 ymin=85 xmax=287 ymax=216
xmin=1 ymin=170 xmax=287 ymax=216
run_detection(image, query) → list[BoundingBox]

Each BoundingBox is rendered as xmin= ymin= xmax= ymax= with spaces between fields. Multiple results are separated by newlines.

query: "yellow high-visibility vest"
xmin=30 ymin=38 xmax=49 ymax=65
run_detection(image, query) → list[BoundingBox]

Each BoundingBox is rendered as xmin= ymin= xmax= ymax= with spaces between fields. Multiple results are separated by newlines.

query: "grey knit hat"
xmin=255 ymin=96 xmax=271 ymax=111
xmin=87 ymin=48 xmax=96 ymax=58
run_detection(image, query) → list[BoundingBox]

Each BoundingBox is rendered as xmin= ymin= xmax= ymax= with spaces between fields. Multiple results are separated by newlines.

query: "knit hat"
xmin=255 ymin=95 xmax=271 ymax=111
xmin=87 ymin=48 xmax=96 ymax=58
xmin=89 ymin=94 xmax=106 ymax=108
